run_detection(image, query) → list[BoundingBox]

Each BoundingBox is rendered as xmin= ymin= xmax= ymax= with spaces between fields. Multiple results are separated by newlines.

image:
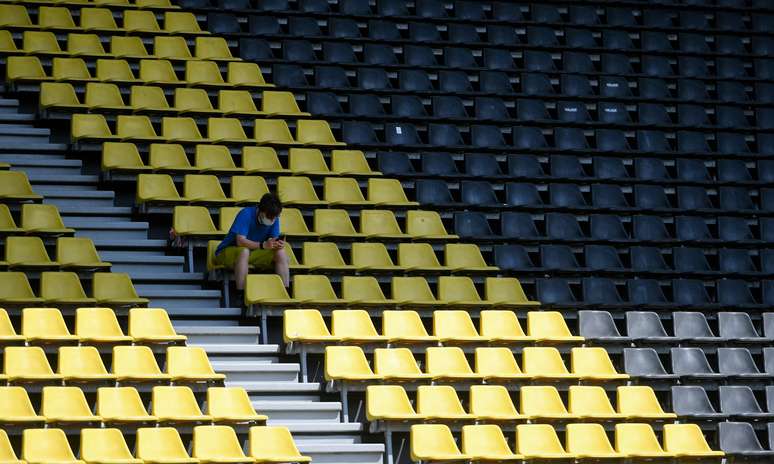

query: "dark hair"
xmin=258 ymin=192 xmax=282 ymax=218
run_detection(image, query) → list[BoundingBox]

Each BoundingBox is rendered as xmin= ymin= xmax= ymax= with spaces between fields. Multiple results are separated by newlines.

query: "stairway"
xmin=0 ymin=96 xmax=385 ymax=464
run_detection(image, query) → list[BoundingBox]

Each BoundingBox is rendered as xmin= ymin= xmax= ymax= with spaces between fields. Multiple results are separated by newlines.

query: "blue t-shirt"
xmin=215 ymin=206 xmax=280 ymax=255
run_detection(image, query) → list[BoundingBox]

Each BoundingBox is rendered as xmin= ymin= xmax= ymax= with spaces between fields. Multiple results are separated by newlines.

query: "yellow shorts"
xmin=215 ymin=246 xmax=275 ymax=270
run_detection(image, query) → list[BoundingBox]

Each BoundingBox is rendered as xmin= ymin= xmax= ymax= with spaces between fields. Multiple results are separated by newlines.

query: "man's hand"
xmin=265 ymin=237 xmax=284 ymax=250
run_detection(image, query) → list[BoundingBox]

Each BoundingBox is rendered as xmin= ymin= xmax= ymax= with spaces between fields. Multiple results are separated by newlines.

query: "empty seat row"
xmin=6 ymin=56 xmax=271 ymax=89
xmin=284 ymin=309 xmax=579 ymax=347
xmin=0 ymin=203 xmax=75 ymax=236
xmin=1 ymin=6 xmax=204 ymax=33
xmin=0 ymin=425 xmax=308 ymax=464
xmin=0 ymin=345 xmax=223 ymax=383
xmin=246 ymin=274 xmax=538 ymax=310
xmin=673 ymin=385 xmax=774 ymax=420
xmin=0 ymin=306 xmax=182 ymax=344
xmin=581 ymin=310 xmax=774 ymax=343
xmin=624 ymin=347 xmax=774 ymax=381
xmin=0 ymin=384 xmax=265 ymax=424
xmin=719 ymin=422 xmax=774 ymax=458
xmin=73 ymin=115 xmax=344 ymax=146
xmin=326 ymin=345 xmax=627 ymax=385
xmin=1 ymin=236 xmax=109 ymax=270
xmin=367 ymin=384 xmax=673 ymax=425
xmin=103 ymin=143 xmax=380 ymax=177
xmin=411 ymin=422 xmax=721 ymax=462
xmin=0 ymin=271 xmax=148 ymax=307
xmin=2 ymin=31 xmax=234 ymax=60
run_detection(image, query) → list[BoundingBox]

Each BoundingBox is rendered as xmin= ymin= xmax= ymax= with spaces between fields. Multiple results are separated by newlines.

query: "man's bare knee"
xmin=274 ymin=248 xmax=289 ymax=264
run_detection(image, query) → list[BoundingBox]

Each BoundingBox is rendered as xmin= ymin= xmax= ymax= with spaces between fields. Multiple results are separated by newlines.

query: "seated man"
xmin=214 ymin=193 xmax=289 ymax=297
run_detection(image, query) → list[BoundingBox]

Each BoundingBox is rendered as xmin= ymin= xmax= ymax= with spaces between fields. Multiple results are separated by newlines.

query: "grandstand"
xmin=0 ymin=0 xmax=772 ymax=462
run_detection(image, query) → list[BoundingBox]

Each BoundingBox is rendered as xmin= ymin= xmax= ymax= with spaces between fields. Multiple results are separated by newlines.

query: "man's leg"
xmin=234 ymin=247 xmax=250 ymax=290
xmin=274 ymin=248 xmax=290 ymax=287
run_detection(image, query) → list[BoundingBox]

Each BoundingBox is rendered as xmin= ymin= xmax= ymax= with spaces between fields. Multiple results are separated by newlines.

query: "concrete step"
xmin=127 ymin=271 xmax=207 ymax=284
xmin=57 ymin=205 xmax=134 ymax=217
xmin=109 ymin=255 xmax=184 ymax=274
xmin=0 ymin=141 xmax=69 ymax=152
xmin=92 ymin=239 xmax=168 ymax=250
xmin=282 ymin=423 xmax=364 ymax=440
xmin=65 ymin=220 xmax=149 ymax=241
xmin=254 ymin=400 xmax=342 ymax=423
xmin=232 ymin=381 xmax=322 ymax=400
xmin=41 ymin=191 xmax=117 ymax=209
xmin=0 ymin=125 xmax=50 ymax=138
xmin=3 ymin=157 xmax=82 ymax=176
xmin=138 ymin=288 xmax=222 ymax=309
xmin=297 ymin=443 xmax=384 ymax=464
xmin=24 ymin=172 xmax=100 ymax=186
xmin=211 ymin=361 xmax=300 ymax=383
xmin=0 ymin=152 xmax=66 ymax=161
xmin=176 ymin=326 xmax=263 ymax=345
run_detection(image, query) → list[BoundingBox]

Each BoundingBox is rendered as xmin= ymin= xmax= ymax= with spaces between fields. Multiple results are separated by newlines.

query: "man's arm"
xmin=235 ymin=234 xmax=263 ymax=249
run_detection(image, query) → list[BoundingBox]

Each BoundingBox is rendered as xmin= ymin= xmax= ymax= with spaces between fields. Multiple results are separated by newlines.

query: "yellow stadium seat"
xmin=41 ymin=386 xmax=101 ymax=423
xmin=117 ymin=115 xmax=166 ymax=142
xmin=140 ymin=59 xmax=180 ymax=85
xmin=359 ymin=209 xmax=410 ymax=239
xmin=72 ymin=114 xmax=116 ymax=141
xmin=0 ymin=272 xmax=44 ymax=306
xmin=0 ymin=204 xmax=20 ymax=235
xmin=426 ymin=346 xmax=483 ymax=381
xmin=6 ymin=236 xmax=56 ymax=269
xmin=616 ymin=386 xmax=677 ymax=419
xmin=254 ymin=119 xmax=296 ymax=145
xmin=130 ymin=86 xmax=171 ymax=113
xmin=0 ymin=171 xmax=40 ymax=202
xmin=411 ymin=424 xmax=471 ymax=462
xmin=433 ymin=310 xmax=487 ymax=343
xmin=381 ymin=310 xmax=438 ymax=343
xmin=6 ymin=56 xmax=50 ymax=83
xmin=462 ymin=425 xmax=523 ymax=461
xmin=314 ymin=209 xmax=365 ymax=239
xmin=40 ymin=271 xmax=97 ymax=305
xmin=207 ymin=118 xmax=252 ymax=143
xmin=80 ymin=8 xmax=120 ymax=31
xmin=331 ymin=309 xmax=387 ymax=342
xmin=57 ymin=236 xmax=111 ymax=270
xmin=193 ymin=425 xmax=253 ymax=463
xmin=58 ymin=345 xmax=116 ymax=381
xmin=53 ymin=58 xmax=95 ymax=82
xmin=469 ymin=385 xmax=526 ymax=420
xmin=615 ymin=423 xmax=675 ymax=458
xmin=96 ymin=58 xmax=140 ymax=83
xmin=325 ymin=346 xmax=380 ymax=382
xmin=249 ymin=426 xmax=311 ymax=463
xmin=398 ymin=243 xmax=448 ymax=272
xmin=351 ymin=242 xmax=402 ymax=272
xmin=228 ymin=61 xmax=272 ymax=87
xmin=0 ymin=308 xmax=23 ymax=343
xmin=23 ymin=31 xmax=65 ymax=55
xmin=208 ymin=387 xmax=268 ymax=423
xmin=22 ymin=428 xmax=85 ymax=464
xmin=123 ymin=10 xmax=161 ymax=32
xmin=231 ymin=176 xmax=270 ymax=205
xmin=195 ymin=145 xmax=243 ymax=174
xmin=173 ymin=88 xmax=220 ymax=115
xmin=527 ymin=311 xmax=583 ymax=342
xmin=154 ymin=36 xmax=192 ymax=60
xmin=0 ymin=386 xmax=45 ymax=424
xmin=663 ymin=424 xmax=724 ymax=458
xmin=67 ymin=33 xmax=109 ymax=57
xmin=137 ymin=173 xmax=188 ymax=204
xmin=342 ymin=276 xmax=398 ymax=307
xmin=167 ymin=346 xmax=226 ymax=382
xmin=391 ymin=276 xmax=438 ymax=309
xmin=366 ymin=385 xmax=424 ymax=421
xmin=293 ymin=274 xmax=345 ymax=306
xmin=406 ymin=210 xmax=458 ymax=240
xmin=373 ymin=347 xmax=432 ymax=381
xmin=153 ymin=386 xmax=212 ymax=422
xmin=163 ymin=117 xmax=208 ymax=142
xmin=444 ymin=244 xmax=498 ymax=273
xmin=296 ymin=120 xmax=345 ymax=146
xmin=571 ymin=347 xmax=629 ymax=380
xmin=38 ymin=7 xmax=77 ymax=29
xmin=92 ymin=272 xmax=150 ymax=306
xmin=40 ymin=82 xmax=87 ymax=110
xmin=4 ymin=346 xmax=63 ymax=381
xmin=137 ymin=0 xmax=174 ymax=7
xmin=173 ymin=205 xmax=222 ymax=239
xmin=438 ymin=276 xmax=492 ymax=309
xmin=97 ymin=387 xmax=157 ymax=423
xmin=566 ymin=423 xmax=624 ymax=460
xmin=81 ymin=428 xmax=143 ymax=464
xmin=283 ymin=309 xmax=338 ymax=345
xmin=368 ymin=178 xmax=418 ymax=207
xmin=568 ymin=386 xmax=625 ymax=420
xmin=245 ymin=274 xmax=295 ymax=306
xmin=516 ymin=424 xmax=574 ymax=460
xmin=217 ymin=206 xmax=241 ymax=233
xmin=0 ymin=32 xmax=18 ymax=54
xmin=0 ymin=430 xmax=22 ymax=464
xmin=418 ymin=385 xmax=474 ymax=420
xmin=262 ymin=91 xmax=309 ymax=116
xmin=195 ymin=37 xmax=236 ymax=60
xmin=186 ymin=60 xmax=230 ymax=87
xmin=242 ymin=146 xmax=288 ymax=174
xmin=302 ymin=242 xmax=355 ymax=272
xmin=20 ymin=204 xmax=73 ymax=235
xmin=128 ymin=307 xmax=186 ymax=343
xmin=148 ymin=143 xmax=196 ymax=173
xmin=184 ymin=174 xmax=234 ymax=204
xmin=331 ymin=150 xmax=380 ymax=176
xmin=136 ymin=427 xmax=198 ymax=463
xmin=111 ymin=36 xmax=150 ymax=58
xmin=84 ymin=82 xmax=129 ymax=111
xmin=113 ymin=345 xmax=172 ymax=382
xmin=522 ymin=347 xmax=579 ymax=380
xmin=219 ymin=90 xmax=263 ymax=116
xmin=280 ymin=208 xmax=317 ymax=238
xmin=277 ymin=176 xmax=326 ymax=206
xmin=165 ymin=11 xmax=204 ymax=33
xmin=207 ymin=239 xmax=224 ymax=273
xmin=75 ymin=307 xmax=132 ymax=343
xmin=289 ymin=148 xmax=331 ymax=175
xmin=479 ymin=310 xmax=535 ymax=343
xmin=0 ymin=5 xmax=32 ymax=28
xmin=474 ymin=347 xmax=530 ymax=381
xmin=484 ymin=277 xmax=540 ymax=308
xmin=22 ymin=307 xmax=78 ymax=343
